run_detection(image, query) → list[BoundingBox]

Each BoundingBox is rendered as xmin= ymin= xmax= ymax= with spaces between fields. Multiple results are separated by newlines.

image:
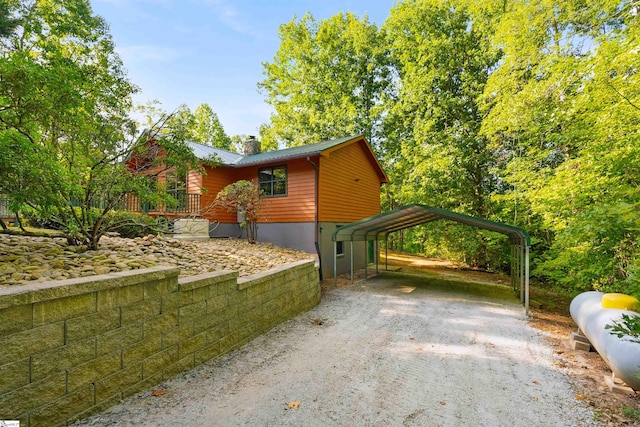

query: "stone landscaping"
xmin=0 ymin=233 xmax=315 ymax=287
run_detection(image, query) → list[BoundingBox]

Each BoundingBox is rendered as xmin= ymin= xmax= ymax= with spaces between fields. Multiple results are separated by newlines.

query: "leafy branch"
xmin=605 ymin=314 xmax=640 ymax=344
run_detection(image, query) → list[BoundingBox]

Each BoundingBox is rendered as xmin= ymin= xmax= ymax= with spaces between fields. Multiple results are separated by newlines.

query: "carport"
xmin=332 ymin=204 xmax=531 ymax=315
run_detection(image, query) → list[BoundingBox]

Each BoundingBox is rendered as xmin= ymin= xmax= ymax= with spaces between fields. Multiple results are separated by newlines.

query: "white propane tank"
xmin=570 ymin=291 xmax=640 ymax=390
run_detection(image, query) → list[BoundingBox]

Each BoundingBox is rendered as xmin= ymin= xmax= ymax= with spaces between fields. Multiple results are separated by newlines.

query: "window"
xmin=166 ymin=170 xmax=187 ymax=210
xmin=258 ymin=165 xmax=287 ymax=197
xmin=146 ymin=175 xmax=158 ymax=211
xmin=336 ymin=225 xmax=344 ymax=256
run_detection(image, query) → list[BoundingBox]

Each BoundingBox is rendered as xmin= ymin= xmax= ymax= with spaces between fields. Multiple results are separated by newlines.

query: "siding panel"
xmin=235 ymin=158 xmax=316 ymax=223
xmin=318 ymin=141 xmax=381 ymax=222
xmin=200 ymin=166 xmax=236 ymax=223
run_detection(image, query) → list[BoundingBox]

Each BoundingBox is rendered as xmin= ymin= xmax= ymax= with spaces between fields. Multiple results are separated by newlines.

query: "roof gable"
xmin=189 ymin=135 xmax=388 ymax=183
xmin=233 ymin=135 xmax=359 ymax=166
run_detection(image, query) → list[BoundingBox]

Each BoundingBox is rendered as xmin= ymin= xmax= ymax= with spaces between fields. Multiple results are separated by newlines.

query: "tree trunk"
xmin=15 ymin=213 xmax=26 ymax=232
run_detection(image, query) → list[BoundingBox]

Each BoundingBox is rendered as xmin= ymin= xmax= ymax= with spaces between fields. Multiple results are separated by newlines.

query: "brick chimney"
xmin=243 ymin=136 xmax=261 ymax=156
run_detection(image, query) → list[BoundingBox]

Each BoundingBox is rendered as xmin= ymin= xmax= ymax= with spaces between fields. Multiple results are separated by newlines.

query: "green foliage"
xmin=23 ymin=207 xmax=159 ymax=239
xmin=605 ymin=314 xmax=640 ymax=345
xmin=621 ymin=406 xmax=640 ymax=422
xmin=214 ymin=180 xmax=261 ymax=243
xmin=192 ymin=104 xmax=232 ymax=150
xmin=382 ymin=0 xmax=503 ymax=267
xmin=257 ymin=0 xmax=640 ymax=300
xmin=0 ymin=1 xmax=201 ymax=249
xmin=480 ymin=0 xmax=640 ymax=293
xmin=0 ymin=0 xmax=18 ymax=38
xmin=22 ymin=206 xmax=64 ymax=230
xmin=102 ymin=211 xmax=159 ymax=238
xmin=259 ymin=12 xmax=391 ymax=150
xmin=166 ymin=103 xmax=232 ymax=150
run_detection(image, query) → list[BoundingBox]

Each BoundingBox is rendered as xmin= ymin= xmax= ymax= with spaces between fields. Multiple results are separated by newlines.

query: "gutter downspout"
xmin=307 ymin=156 xmax=322 ymax=281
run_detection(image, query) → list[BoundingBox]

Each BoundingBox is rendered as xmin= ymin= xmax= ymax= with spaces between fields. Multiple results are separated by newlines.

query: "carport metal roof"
xmin=331 ymin=204 xmax=531 ymax=316
xmin=332 ymin=204 xmax=530 ymax=245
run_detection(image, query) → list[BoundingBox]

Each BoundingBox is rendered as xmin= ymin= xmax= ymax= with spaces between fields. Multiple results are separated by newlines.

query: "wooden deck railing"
xmin=0 ymin=194 xmax=202 ymax=220
xmin=121 ymin=193 xmax=201 ymax=216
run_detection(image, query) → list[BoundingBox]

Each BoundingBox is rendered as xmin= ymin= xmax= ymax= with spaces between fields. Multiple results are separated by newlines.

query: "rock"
xmin=0 ymin=234 xmax=312 ymax=287
xmin=51 ymin=259 xmax=65 ymax=268
xmin=94 ymin=266 xmax=111 ymax=275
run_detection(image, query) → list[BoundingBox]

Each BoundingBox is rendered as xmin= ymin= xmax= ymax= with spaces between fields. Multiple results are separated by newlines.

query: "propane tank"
xmin=570 ymin=291 xmax=640 ymax=390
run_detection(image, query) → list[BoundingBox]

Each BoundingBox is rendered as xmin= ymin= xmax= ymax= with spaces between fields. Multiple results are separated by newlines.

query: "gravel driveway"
xmin=74 ymin=272 xmax=599 ymax=426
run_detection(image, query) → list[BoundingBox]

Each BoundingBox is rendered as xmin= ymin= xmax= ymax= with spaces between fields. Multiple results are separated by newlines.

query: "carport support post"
xmin=516 ymin=245 xmax=520 ymax=295
xmin=520 ymin=244 xmax=525 ymax=304
xmin=510 ymin=245 xmax=515 ymax=292
xmin=364 ymin=240 xmax=368 ymax=280
xmin=525 ymin=245 xmax=530 ymax=317
xmin=350 ymin=241 xmax=354 ymax=284
xmin=375 ymin=240 xmax=379 ymax=274
xmin=333 ymin=240 xmax=337 ymax=288
xmin=385 ymin=237 xmax=388 ymax=272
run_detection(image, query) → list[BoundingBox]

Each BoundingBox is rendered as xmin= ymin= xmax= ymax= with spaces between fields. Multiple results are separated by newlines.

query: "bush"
xmin=103 ymin=211 xmax=159 ymax=238
xmin=22 ymin=206 xmax=62 ymax=229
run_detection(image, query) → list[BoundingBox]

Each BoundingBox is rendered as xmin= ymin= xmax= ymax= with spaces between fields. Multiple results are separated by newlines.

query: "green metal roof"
xmin=332 ymin=204 xmax=530 ymax=246
xmin=233 ymin=135 xmax=362 ymax=166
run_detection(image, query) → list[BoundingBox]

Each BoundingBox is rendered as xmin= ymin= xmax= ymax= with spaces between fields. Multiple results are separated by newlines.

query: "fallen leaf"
xmin=439 ymin=401 xmax=446 ymax=405
xmin=151 ymin=390 xmax=164 ymax=397
xmin=287 ymin=401 xmax=301 ymax=410
xmin=533 ymin=381 xmax=540 ymax=385
xmin=575 ymin=394 xmax=585 ymax=400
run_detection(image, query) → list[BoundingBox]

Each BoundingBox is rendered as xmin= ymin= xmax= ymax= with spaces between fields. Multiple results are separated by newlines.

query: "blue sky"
xmin=91 ymin=0 xmax=396 ymax=138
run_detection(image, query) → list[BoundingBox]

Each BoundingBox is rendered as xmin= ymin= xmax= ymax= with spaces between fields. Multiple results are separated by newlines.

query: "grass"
xmin=383 ymin=270 xmax=518 ymax=302
xmin=621 ymin=405 xmax=640 ymax=421
xmin=0 ymin=226 xmax=64 ymax=237
xmin=529 ymin=286 xmax=575 ymax=315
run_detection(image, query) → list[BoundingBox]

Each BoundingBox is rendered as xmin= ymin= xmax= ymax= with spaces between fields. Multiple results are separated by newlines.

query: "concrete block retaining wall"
xmin=0 ymin=260 xmax=320 ymax=426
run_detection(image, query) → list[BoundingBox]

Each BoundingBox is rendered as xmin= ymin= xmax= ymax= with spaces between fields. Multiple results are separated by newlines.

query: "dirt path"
xmin=75 ymin=272 xmax=598 ymax=427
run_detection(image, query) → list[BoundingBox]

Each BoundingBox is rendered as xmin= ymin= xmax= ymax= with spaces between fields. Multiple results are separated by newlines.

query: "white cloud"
xmin=199 ymin=0 xmax=263 ymax=38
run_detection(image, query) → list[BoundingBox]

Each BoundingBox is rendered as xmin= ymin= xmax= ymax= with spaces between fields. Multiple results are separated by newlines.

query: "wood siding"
xmin=200 ymin=165 xmax=237 ymax=223
xmin=318 ymin=141 xmax=382 ymax=222
xmin=235 ymin=158 xmax=316 ymax=223
xmin=187 ymin=170 xmax=202 ymax=195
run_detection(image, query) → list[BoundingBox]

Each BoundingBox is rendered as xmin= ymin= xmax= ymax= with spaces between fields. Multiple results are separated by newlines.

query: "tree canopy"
xmin=2 ymin=0 xmax=638 ymax=297
xmin=167 ymin=103 xmax=233 ymax=150
xmin=258 ymin=12 xmax=391 ymax=151
xmin=0 ymin=0 xmax=201 ymax=248
xmin=259 ymin=0 xmax=640 ymax=296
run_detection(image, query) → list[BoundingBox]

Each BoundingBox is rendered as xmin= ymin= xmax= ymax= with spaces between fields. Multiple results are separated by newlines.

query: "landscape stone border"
xmin=0 ymin=260 xmax=320 ymax=427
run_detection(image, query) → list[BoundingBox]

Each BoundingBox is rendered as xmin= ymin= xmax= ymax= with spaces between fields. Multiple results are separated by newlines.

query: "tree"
xmin=0 ymin=0 xmax=18 ymax=38
xmin=481 ymin=0 xmax=640 ymax=293
xmin=383 ymin=0 xmax=502 ymax=267
xmin=214 ymin=180 xmax=261 ymax=243
xmin=0 ymin=0 xmax=202 ymax=249
xmin=164 ymin=103 xmax=232 ymax=150
xmin=259 ymin=12 xmax=391 ymax=150
xmin=192 ymin=103 xmax=232 ymax=150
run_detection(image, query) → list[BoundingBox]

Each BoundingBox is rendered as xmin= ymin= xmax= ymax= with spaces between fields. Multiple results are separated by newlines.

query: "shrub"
xmin=22 ymin=206 xmax=62 ymax=229
xmin=103 ymin=211 xmax=159 ymax=238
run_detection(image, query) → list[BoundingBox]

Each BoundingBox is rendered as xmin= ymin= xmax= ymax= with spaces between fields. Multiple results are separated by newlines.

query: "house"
xmin=130 ymin=135 xmax=388 ymax=279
